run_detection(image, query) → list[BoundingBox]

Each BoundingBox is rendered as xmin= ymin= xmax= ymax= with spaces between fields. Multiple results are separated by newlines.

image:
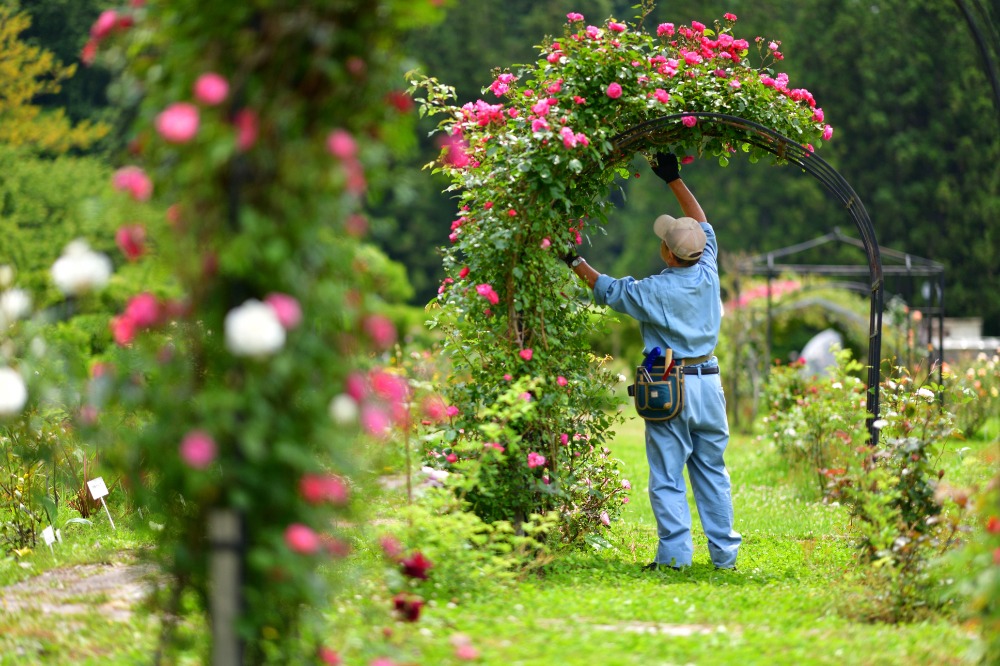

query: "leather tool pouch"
xmin=627 ymin=350 xmax=684 ymax=422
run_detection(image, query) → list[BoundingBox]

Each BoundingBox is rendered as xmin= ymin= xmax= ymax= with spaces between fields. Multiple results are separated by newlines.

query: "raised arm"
xmin=651 ymin=153 xmax=707 ymax=222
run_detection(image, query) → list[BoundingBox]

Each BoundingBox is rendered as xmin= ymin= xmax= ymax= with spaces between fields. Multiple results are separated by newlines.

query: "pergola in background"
xmin=734 ymin=227 xmax=946 ymax=380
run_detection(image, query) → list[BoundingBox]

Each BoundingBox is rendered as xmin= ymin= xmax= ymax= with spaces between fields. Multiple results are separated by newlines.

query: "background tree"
xmin=0 ymin=5 xmax=109 ymax=153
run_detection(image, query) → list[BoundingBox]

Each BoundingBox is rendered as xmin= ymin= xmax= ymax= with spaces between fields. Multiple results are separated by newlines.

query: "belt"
xmin=681 ymin=366 xmax=719 ymax=375
xmin=645 ymin=364 xmax=720 ymax=376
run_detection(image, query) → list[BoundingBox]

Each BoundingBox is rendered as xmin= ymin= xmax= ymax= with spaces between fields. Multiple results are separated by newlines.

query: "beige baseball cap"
xmin=653 ymin=215 xmax=706 ymax=261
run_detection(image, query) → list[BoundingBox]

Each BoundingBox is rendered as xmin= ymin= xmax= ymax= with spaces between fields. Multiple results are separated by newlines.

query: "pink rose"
xmin=344 ymin=372 xmax=367 ymax=401
xmin=657 ymin=23 xmax=675 ymax=37
xmin=327 ymin=128 xmax=358 ymax=160
xmin=458 ymin=266 xmax=470 ymax=279
xmin=540 ymin=238 xmax=551 ymax=249
xmin=318 ymin=647 xmax=342 ymax=665
xmin=264 ymin=293 xmax=302 ymax=329
xmin=455 ymin=644 xmax=480 ymax=661
xmin=724 ymin=13 xmax=738 ymax=21
xmin=608 ymin=22 xmax=626 ymax=33
xmin=560 ymin=433 xmax=569 ymax=445
xmin=681 ymin=155 xmax=695 ymax=164
xmin=285 ymin=523 xmax=321 ymax=555
xmin=193 ymin=72 xmax=229 ymax=105
xmin=363 ymin=314 xmax=397 ymax=350
xmin=600 ymin=511 xmax=611 ymax=526
xmin=110 ymin=314 xmax=136 ymax=346
xmin=445 ymin=405 xmax=460 ymax=417
xmin=155 ymin=103 xmax=200 ymax=143
xmin=622 ymin=479 xmax=632 ymax=490
xmin=81 ymin=40 xmax=98 ymax=67
xmin=112 ymin=166 xmax=153 ymax=201
xmin=446 ymin=453 xmax=458 ymax=463
xmin=654 ymin=88 xmax=670 ymax=104
xmin=234 ymin=109 xmax=259 ymax=151
xmin=369 ymin=369 xmax=408 ymax=402
xmin=566 ymin=12 xmax=584 ymax=22
xmin=682 ymin=115 xmax=698 ymax=128
xmin=691 ymin=20 xmax=706 ymax=33
xmin=361 ymin=405 xmax=391 ymax=437
xmin=299 ymin=473 xmax=349 ymax=506
xmin=90 ymin=10 xmax=118 ymax=40
xmin=519 ymin=348 xmax=533 ymax=361
xmin=476 ymin=283 xmax=500 ymax=305
xmin=115 ymin=224 xmax=147 ymax=261
xmin=503 ymin=374 xmax=512 ymax=381
xmin=606 ymin=82 xmax=623 ymax=99
xmin=823 ymin=124 xmax=834 ymax=141
xmin=527 ymin=452 xmax=546 ymax=469
xmin=179 ymin=430 xmax=217 ymax=469
xmin=813 ymin=107 xmax=825 ymax=122
xmin=124 ymin=292 xmax=160 ymax=328
xmin=557 ymin=376 xmax=568 ymax=386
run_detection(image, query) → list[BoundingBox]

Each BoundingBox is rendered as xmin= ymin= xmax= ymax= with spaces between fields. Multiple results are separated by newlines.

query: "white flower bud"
xmin=224 ymin=299 xmax=286 ymax=357
xmin=328 ymin=393 xmax=359 ymax=424
xmin=51 ymin=240 xmax=112 ymax=295
xmin=0 ymin=289 xmax=32 ymax=325
xmin=0 ymin=367 xmax=28 ymax=416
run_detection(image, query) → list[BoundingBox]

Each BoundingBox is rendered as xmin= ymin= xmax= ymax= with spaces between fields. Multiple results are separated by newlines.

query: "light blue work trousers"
xmin=645 ymin=368 xmax=741 ymax=568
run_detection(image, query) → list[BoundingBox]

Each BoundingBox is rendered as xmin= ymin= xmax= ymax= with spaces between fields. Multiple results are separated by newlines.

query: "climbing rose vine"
xmin=411 ymin=10 xmax=831 ymax=538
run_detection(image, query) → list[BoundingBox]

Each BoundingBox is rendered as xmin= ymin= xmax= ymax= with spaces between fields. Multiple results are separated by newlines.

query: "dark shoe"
xmin=714 ymin=565 xmax=737 ymax=571
xmin=643 ymin=562 xmax=680 ymax=571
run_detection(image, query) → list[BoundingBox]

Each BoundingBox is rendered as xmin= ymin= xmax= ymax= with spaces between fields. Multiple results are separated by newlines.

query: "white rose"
xmin=328 ymin=393 xmax=359 ymax=424
xmin=0 ymin=288 xmax=32 ymax=326
xmin=224 ymin=299 xmax=285 ymax=357
xmin=872 ymin=419 xmax=888 ymax=429
xmin=50 ymin=240 xmax=112 ymax=295
xmin=916 ymin=387 xmax=936 ymax=401
xmin=0 ymin=367 xmax=28 ymax=416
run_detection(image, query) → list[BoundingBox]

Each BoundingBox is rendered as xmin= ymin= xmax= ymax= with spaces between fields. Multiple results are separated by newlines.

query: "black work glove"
xmin=649 ymin=152 xmax=680 ymax=183
xmin=562 ymin=252 xmax=581 ymax=268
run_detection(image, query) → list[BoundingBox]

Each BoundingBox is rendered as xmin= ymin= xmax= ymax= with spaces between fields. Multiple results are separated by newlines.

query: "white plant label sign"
xmin=87 ymin=476 xmax=116 ymax=530
xmin=41 ymin=525 xmax=57 ymax=556
xmin=87 ymin=477 xmax=109 ymax=500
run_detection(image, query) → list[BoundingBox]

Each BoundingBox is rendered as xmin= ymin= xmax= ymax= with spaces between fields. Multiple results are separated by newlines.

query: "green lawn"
xmin=1 ymin=416 xmax=994 ymax=664
xmin=325 ymin=416 xmax=994 ymax=666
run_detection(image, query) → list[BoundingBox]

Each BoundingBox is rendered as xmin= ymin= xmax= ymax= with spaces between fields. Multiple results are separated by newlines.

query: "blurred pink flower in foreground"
xmin=179 ymin=430 xmax=216 ymax=469
xmin=285 ymin=523 xmax=321 ymax=555
xmin=264 ymin=293 xmax=302 ymax=329
xmin=194 ymin=72 xmax=229 ymax=105
xmin=527 ymin=452 xmax=546 ymax=468
xmin=112 ymin=166 xmax=153 ymax=201
xmin=299 ymin=473 xmax=349 ymax=506
xmin=156 ymin=103 xmax=200 ymax=143
xmin=115 ymin=224 xmax=147 ymax=261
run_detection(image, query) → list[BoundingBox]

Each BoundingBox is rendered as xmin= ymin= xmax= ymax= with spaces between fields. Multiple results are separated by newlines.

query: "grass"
xmin=1 ymin=416 xmax=996 ymax=664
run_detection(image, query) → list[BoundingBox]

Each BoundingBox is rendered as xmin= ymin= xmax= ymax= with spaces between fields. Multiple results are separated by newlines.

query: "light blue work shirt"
xmin=592 ymin=221 xmax=720 ymax=361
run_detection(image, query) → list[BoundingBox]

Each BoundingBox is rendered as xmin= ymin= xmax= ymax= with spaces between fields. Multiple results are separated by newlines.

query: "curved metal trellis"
xmin=609 ymin=112 xmax=885 ymax=443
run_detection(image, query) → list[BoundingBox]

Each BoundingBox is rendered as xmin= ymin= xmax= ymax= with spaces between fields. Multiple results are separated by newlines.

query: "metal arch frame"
xmin=736 ymin=227 xmax=946 ymax=387
xmin=609 ymin=112 xmax=885 ymax=443
xmin=955 ymin=0 xmax=1000 ymax=113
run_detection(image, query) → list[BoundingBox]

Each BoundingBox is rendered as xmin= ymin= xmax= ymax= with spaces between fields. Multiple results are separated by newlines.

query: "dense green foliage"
xmin=21 ymin=0 xmax=1000 ymax=332
xmin=402 ymin=0 xmax=1000 ymax=335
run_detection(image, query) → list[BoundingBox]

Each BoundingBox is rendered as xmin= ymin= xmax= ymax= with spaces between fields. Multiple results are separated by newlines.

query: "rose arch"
xmin=412 ymin=10 xmax=883 ymax=533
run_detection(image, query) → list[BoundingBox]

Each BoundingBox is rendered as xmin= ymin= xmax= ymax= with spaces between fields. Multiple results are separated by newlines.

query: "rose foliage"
xmin=83 ymin=0 xmax=446 ymax=662
xmin=411 ymin=10 xmax=831 ymax=537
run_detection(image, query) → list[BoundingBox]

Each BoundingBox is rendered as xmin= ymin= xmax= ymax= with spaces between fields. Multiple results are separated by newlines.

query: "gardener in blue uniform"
xmin=563 ymin=153 xmax=741 ymax=570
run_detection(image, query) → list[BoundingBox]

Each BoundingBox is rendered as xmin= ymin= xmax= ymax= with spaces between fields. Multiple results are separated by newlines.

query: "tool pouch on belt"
xmin=627 ymin=349 xmax=684 ymax=421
